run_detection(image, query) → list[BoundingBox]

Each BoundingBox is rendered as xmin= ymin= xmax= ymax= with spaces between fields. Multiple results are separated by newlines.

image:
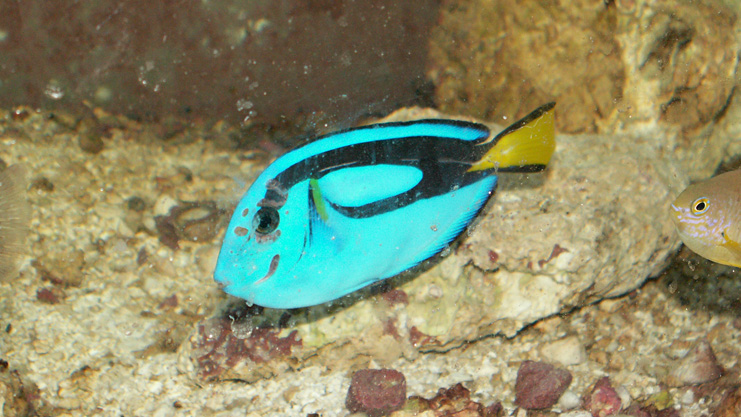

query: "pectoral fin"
xmin=720 ymin=229 xmax=741 ymax=267
xmin=309 ymin=178 xmax=329 ymax=222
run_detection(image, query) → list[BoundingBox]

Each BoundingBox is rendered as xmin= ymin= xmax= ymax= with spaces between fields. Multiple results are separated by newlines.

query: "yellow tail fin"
xmin=468 ymin=102 xmax=555 ymax=172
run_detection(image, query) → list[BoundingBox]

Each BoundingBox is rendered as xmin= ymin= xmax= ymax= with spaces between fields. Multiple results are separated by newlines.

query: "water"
xmin=0 ymin=1 xmax=739 ymax=416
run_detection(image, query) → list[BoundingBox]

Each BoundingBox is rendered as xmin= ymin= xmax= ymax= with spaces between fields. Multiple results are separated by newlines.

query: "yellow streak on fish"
xmin=670 ymin=169 xmax=741 ymax=267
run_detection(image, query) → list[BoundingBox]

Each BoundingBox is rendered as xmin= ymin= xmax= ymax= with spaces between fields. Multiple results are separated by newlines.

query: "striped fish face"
xmin=670 ymin=169 xmax=741 ymax=267
xmin=671 ymin=193 xmax=729 ymax=258
xmin=213 ymin=174 xmax=306 ymax=307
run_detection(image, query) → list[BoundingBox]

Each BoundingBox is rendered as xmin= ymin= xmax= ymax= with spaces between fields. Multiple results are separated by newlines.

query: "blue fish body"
xmin=215 ymin=103 xmax=556 ymax=309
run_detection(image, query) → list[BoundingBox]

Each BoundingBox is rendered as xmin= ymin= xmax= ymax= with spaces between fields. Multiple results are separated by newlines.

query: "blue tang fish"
xmin=215 ymin=103 xmax=556 ymax=309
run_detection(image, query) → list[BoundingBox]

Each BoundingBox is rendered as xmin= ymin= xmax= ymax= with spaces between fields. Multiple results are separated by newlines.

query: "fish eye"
xmin=691 ymin=197 xmax=709 ymax=215
xmin=253 ymin=207 xmax=280 ymax=234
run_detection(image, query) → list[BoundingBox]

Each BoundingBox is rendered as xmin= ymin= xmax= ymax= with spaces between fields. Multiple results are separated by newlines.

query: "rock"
xmin=177 ymin=313 xmax=302 ymax=383
xmin=557 ymin=391 xmax=582 ymax=410
xmin=667 ymin=339 xmax=724 ymax=386
xmin=402 ymin=383 xmax=502 ymax=417
xmin=540 ymin=336 xmax=587 ymax=366
xmin=428 ymin=0 xmax=739 ymax=181
xmin=559 ymin=412 xmax=592 ymax=417
xmin=0 ymin=164 xmax=29 ymax=282
xmin=622 ymin=403 xmax=652 ymax=417
xmin=31 ymin=249 xmax=86 ymax=288
xmin=36 ymin=287 xmax=64 ymax=304
xmin=154 ymin=200 xmax=227 ymax=250
xmin=514 ymin=360 xmax=572 ymax=410
xmin=346 ymin=369 xmax=406 ymax=417
xmin=78 ymin=129 xmax=105 ymax=154
xmin=429 ymin=0 xmax=625 ymax=134
xmin=0 ymin=368 xmax=48 ymax=416
xmin=714 ymin=387 xmax=741 ymax=417
xmin=126 ymin=196 xmax=146 ymax=212
xmin=584 ymin=377 xmax=622 ymax=417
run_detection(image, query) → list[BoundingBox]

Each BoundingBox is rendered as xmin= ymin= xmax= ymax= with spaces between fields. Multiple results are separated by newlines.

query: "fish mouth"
xmin=669 ymin=204 xmax=690 ymax=228
xmin=254 ymin=254 xmax=280 ymax=285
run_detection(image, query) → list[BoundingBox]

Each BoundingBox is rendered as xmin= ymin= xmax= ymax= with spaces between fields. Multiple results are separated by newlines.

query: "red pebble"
xmin=584 ymin=376 xmax=622 ymax=417
xmin=36 ymin=287 xmax=61 ymax=304
xmin=382 ymin=289 xmax=409 ymax=306
xmin=346 ymin=369 xmax=406 ymax=417
xmin=514 ymin=360 xmax=572 ymax=410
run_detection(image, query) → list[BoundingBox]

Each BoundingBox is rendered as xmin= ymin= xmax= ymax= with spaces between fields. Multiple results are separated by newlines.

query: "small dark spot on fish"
xmin=256 ymin=254 xmax=280 ymax=285
xmin=242 ymin=208 xmax=249 ymax=217
xmin=234 ymin=226 xmax=248 ymax=237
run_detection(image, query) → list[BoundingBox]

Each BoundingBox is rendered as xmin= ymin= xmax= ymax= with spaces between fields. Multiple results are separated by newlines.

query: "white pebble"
xmin=540 ymin=335 xmax=587 ymax=366
xmin=153 ymin=195 xmax=179 ymax=216
xmin=559 ymin=411 xmax=592 ymax=417
xmin=615 ymin=384 xmax=631 ymax=409
xmin=557 ymin=390 xmax=581 ymax=410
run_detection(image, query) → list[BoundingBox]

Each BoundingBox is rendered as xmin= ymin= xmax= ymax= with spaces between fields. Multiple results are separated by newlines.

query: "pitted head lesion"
xmin=258 ymin=179 xmax=287 ymax=208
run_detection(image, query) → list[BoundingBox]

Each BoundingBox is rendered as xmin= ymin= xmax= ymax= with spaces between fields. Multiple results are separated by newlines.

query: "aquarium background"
xmin=0 ymin=0 xmax=740 ymax=416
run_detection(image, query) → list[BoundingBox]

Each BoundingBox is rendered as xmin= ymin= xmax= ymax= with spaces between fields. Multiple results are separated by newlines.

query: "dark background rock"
xmin=0 ymin=1 xmax=438 ymax=131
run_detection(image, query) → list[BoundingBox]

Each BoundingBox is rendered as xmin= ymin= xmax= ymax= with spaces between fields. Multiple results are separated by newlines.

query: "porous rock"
xmin=666 ymin=339 xmax=724 ymax=387
xmin=400 ymin=383 xmax=502 ymax=417
xmin=584 ymin=377 xmax=622 ymax=417
xmin=428 ymin=0 xmax=739 ymax=182
xmin=714 ymin=387 xmax=741 ymax=417
xmin=514 ymin=360 xmax=572 ymax=410
xmin=540 ymin=336 xmax=587 ymax=367
xmin=346 ymin=369 xmax=406 ymax=417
